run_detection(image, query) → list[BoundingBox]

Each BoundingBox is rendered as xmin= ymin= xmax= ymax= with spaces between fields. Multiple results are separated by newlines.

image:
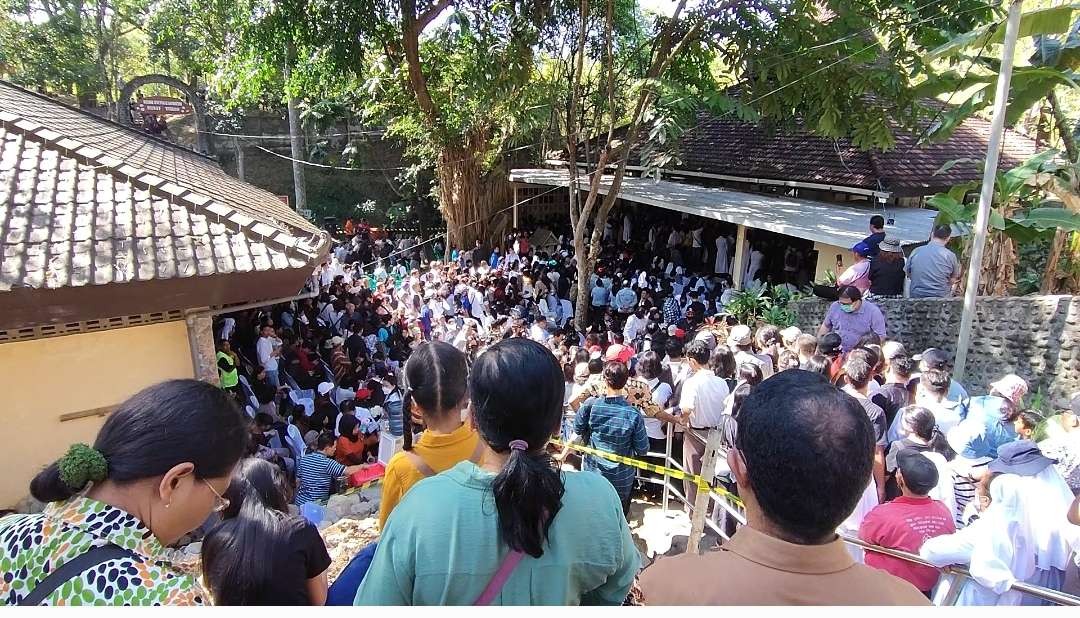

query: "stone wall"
xmin=792 ymin=295 xmax=1080 ymax=404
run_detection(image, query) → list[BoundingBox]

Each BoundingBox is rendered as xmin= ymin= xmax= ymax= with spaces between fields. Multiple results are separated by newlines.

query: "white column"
xmin=512 ymin=185 xmax=519 ymax=229
xmin=732 ymin=224 xmax=748 ymax=290
xmin=955 ymin=0 xmax=1023 ymax=383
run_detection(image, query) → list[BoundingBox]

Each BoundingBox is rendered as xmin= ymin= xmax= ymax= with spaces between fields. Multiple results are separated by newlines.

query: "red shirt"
xmin=858 ymin=495 xmax=956 ymax=592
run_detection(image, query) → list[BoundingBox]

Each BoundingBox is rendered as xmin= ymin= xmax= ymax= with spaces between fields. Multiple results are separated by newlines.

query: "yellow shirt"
xmin=378 ymin=422 xmax=481 ymax=530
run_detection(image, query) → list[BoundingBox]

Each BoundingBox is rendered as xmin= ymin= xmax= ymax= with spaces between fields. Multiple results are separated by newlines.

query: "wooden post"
xmin=731 ymin=224 xmax=748 ymax=290
xmin=234 ymin=137 xmax=246 ymax=182
xmin=687 ymin=428 xmax=723 ymax=555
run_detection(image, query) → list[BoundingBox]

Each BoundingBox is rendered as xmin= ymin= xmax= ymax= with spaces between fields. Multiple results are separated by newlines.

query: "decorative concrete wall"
xmin=792 ymin=295 xmax=1080 ymax=404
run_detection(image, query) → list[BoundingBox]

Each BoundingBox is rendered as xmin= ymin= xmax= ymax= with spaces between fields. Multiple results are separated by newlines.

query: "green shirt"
xmin=355 ymin=461 xmax=640 ymax=606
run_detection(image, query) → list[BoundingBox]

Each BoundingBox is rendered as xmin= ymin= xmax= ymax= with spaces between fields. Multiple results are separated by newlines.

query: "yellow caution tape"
xmin=550 ymin=439 xmax=745 ymax=508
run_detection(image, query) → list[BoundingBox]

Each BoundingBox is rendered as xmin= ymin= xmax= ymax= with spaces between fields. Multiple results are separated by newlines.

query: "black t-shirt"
xmin=871 ymin=382 xmax=910 ymax=430
xmin=258 ymin=521 xmax=332 ymax=605
xmin=869 ymin=258 xmax=905 ymax=296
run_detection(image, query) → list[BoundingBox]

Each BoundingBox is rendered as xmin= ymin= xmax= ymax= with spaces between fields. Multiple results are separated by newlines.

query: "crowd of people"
xmin=3 ymin=208 xmax=1080 ymax=606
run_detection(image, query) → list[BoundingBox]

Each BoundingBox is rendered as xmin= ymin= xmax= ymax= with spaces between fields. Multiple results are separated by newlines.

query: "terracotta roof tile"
xmin=616 ymin=109 xmax=1040 ymax=197
xmin=0 ymin=80 xmax=329 ymax=296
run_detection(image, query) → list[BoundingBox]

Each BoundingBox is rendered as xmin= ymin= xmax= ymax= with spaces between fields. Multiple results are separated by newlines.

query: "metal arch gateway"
xmin=117 ymin=74 xmax=208 ymax=154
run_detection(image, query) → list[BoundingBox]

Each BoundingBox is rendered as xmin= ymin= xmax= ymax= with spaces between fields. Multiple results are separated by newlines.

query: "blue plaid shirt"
xmin=662 ymin=297 xmax=681 ymax=325
xmin=574 ymin=395 xmax=649 ymax=501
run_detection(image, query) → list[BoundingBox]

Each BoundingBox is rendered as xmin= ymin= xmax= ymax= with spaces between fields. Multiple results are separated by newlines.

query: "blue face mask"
xmin=840 ymin=303 xmax=856 ymax=313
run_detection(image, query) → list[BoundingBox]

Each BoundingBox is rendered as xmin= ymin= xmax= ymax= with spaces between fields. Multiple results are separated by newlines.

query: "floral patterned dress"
xmin=0 ymin=496 xmax=206 ymax=605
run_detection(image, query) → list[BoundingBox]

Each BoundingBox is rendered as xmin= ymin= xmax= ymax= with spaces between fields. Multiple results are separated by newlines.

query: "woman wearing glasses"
xmin=0 ymin=380 xmax=248 ymax=606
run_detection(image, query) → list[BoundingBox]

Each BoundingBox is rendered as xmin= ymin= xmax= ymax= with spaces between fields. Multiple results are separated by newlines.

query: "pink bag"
xmin=473 ymin=550 xmax=526 ymax=605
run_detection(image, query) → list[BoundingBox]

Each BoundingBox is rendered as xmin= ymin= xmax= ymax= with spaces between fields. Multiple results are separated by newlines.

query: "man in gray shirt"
xmin=905 ymin=224 xmax=960 ymax=298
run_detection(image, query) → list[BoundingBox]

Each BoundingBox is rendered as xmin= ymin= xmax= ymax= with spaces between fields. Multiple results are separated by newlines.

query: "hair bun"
xmin=58 ymin=443 xmax=108 ymax=491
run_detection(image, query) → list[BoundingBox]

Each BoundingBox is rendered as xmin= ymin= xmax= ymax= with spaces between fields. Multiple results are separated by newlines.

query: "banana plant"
xmin=918 ymin=4 xmax=1080 ymax=152
xmin=929 ymin=149 xmax=1080 ymax=294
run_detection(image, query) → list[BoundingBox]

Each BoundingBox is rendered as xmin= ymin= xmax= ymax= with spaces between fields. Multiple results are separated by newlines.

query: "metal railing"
xmin=642 ymin=424 xmax=1080 ymax=606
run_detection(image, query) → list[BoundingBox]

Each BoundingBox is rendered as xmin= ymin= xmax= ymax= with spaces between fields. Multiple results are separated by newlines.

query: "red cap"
xmin=354 ymin=388 xmax=373 ymax=401
xmin=605 ymin=344 xmax=634 ymax=365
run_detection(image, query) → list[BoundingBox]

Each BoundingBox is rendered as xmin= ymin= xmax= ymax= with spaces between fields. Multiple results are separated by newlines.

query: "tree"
xmin=215 ymin=0 xmax=555 ymax=248
xmin=551 ymin=0 xmax=997 ymax=330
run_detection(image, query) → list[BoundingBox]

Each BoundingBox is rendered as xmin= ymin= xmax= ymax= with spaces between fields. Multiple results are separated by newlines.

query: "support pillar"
xmin=732 ymin=224 xmax=748 ymax=290
xmin=185 ymin=310 xmax=219 ymax=385
xmin=512 ymin=185 xmax=520 ymax=229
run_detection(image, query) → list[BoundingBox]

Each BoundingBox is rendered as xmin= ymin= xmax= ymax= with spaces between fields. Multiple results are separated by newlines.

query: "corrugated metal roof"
xmin=0 ymin=81 xmax=330 ymax=294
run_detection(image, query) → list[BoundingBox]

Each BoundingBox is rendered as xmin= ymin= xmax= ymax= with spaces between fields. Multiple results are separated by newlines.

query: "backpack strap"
xmin=19 ymin=543 xmax=136 ymax=606
xmin=467 ymin=440 xmax=485 ymax=464
xmin=473 ymin=550 xmax=526 ymax=606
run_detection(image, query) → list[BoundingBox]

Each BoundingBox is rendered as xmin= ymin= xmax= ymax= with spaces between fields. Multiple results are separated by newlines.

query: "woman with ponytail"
xmin=378 ymin=341 xmax=478 ymax=531
xmin=356 ymin=338 xmax=639 ymax=605
xmin=884 ymin=405 xmax=956 ymax=501
xmin=202 ymin=458 xmax=332 ymax=605
xmin=0 ymin=380 xmax=247 ymax=605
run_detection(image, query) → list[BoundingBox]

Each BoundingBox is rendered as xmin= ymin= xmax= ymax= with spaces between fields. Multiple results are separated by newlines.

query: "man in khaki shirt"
xmin=641 ymin=370 xmax=929 ymax=605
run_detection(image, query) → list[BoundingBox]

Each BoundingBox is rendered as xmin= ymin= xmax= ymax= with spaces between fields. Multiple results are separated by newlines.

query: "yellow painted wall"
xmin=0 ymin=321 xmax=194 ymax=509
xmin=812 ymin=241 xmax=853 ymax=284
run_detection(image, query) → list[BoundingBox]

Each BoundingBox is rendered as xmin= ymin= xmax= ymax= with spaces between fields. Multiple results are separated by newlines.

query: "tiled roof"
xmin=0 ymin=81 xmax=329 ymax=294
xmin=619 ymin=109 xmax=1040 ymax=197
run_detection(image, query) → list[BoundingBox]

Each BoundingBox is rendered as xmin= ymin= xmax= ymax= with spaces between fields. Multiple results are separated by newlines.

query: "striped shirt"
xmin=573 ymin=395 xmax=649 ymax=501
xmin=295 ymin=452 xmax=346 ymax=506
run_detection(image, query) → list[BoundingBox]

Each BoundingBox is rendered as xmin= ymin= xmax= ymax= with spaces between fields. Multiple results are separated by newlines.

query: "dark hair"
xmin=314 ymin=431 xmax=336 ymax=452
xmin=838 ymin=285 xmax=863 ymax=302
xmin=253 ymin=412 xmax=275 ymax=429
xmin=402 ymin=342 xmax=469 ymax=451
xmin=470 ymin=339 xmax=565 ymax=558
xmin=202 ymin=458 xmax=309 ymax=605
xmin=339 ymin=414 xmax=361 ymax=442
xmin=856 ymin=333 xmax=881 ymax=349
xmin=870 ymin=215 xmax=885 ymax=229
xmin=737 ymin=362 xmax=764 ymax=386
xmin=587 ymin=357 xmax=604 ymax=374
xmin=636 ymin=351 xmax=663 ymax=381
xmin=890 ymin=355 xmax=914 ymax=378
xmin=735 ymin=370 xmax=875 ymax=543
xmin=817 ymin=332 xmax=842 ymax=357
xmin=932 ymin=224 xmax=951 ymax=240
xmin=709 ymin=345 xmax=736 ymax=379
xmin=842 ymin=348 xmax=876 ymax=389
xmin=1016 ymin=409 xmax=1044 ymax=432
xmin=603 ymin=361 xmax=629 ymax=390
xmin=731 ymin=382 xmax=752 ymax=418
xmin=685 ymin=340 xmax=710 ymax=364
xmin=801 ymin=354 xmax=831 ymax=376
xmin=31 ymin=380 xmax=248 ymax=502
xmin=899 ymin=406 xmax=953 ymax=457
xmin=665 ymin=339 xmax=684 ymax=358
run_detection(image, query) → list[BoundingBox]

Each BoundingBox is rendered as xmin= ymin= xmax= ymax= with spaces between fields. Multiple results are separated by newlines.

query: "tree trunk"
xmin=573 ymin=233 xmax=593 ymax=332
xmin=435 ymin=140 xmax=511 ymax=253
xmin=1049 ymin=90 xmax=1078 ymax=163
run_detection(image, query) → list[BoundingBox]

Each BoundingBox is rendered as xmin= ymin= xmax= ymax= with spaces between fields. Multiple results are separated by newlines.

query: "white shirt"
xmin=623 ymin=314 xmax=647 ymax=342
xmin=678 ymin=368 xmax=730 ymax=429
xmin=256 ymin=335 xmax=278 ymax=372
xmin=644 ymin=377 xmax=673 ymax=440
xmin=734 ymin=349 xmax=774 ymax=378
xmin=529 ymin=323 xmax=551 ymax=343
xmin=218 ymin=317 xmax=235 ymax=341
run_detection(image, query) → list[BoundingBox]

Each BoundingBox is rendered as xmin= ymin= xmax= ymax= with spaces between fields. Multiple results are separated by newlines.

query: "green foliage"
xmin=927 ymin=4 xmax=1079 ymax=60
xmin=725 ymin=284 xmax=803 ymax=326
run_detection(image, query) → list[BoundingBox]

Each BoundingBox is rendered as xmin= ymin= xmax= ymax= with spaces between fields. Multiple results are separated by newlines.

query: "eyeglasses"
xmin=203 ymin=479 xmax=231 ymax=513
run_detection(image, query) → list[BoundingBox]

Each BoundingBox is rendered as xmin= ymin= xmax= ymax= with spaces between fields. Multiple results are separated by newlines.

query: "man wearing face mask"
xmin=818 ymin=285 xmax=886 ymax=352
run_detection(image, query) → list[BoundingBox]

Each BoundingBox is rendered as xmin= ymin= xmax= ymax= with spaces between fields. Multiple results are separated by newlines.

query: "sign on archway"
xmin=135 ymin=96 xmax=192 ymax=116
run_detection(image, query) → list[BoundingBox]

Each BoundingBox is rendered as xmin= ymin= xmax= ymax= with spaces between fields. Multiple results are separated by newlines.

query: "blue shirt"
xmin=590 ymin=286 xmax=611 ymax=307
xmin=949 ymin=395 xmax=1017 ymax=459
xmin=574 ymin=396 xmax=649 ymax=500
xmin=355 ymin=461 xmax=639 ymax=605
xmin=295 ymin=452 xmax=346 ymax=505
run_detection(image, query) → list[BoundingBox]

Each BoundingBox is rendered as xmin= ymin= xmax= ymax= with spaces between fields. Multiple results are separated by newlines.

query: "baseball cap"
xmin=779 ymin=326 xmax=801 ymax=344
xmin=727 ymin=324 xmax=752 ymax=347
xmin=354 ymin=387 xmax=373 ymax=401
xmin=317 ymin=382 xmax=335 ymax=396
xmin=988 ymin=440 xmax=1056 ymax=476
xmin=605 ymin=344 xmax=634 ymax=365
xmin=851 ymin=241 xmax=873 ymax=257
xmin=896 ymin=449 xmax=940 ymax=495
xmin=913 ymin=347 xmax=950 ymax=371
xmin=989 ymin=374 xmax=1028 ymax=405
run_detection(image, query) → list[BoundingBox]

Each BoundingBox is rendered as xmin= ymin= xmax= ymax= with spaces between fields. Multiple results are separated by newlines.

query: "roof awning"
xmin=509 ymin=168 xmax=937 ymax=248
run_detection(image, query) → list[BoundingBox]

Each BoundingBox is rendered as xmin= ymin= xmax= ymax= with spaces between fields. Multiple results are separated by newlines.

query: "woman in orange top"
xmin=377 ymin=342 xmax=481 ymax=530
xmin=335 ymin=415 xmax=371 ymax=466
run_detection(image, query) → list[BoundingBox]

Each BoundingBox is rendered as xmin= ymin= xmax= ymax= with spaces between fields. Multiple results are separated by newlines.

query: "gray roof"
xmin=509 ymin=168 xmax=938 ymax=247
xmin=0 ymin=81 xmax=329 ymax=293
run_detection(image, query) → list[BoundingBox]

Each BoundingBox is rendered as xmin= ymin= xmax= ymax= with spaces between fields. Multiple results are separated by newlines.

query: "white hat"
xmin=779 ymin=326 xmax=801 ymax=343
xmin=727 ymin=324 xmax=752 ymax=347
xmin=331 ymin=336 xmax=345 ymax=347
xmin=317 ymin=382 xmax=335 ymax=396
